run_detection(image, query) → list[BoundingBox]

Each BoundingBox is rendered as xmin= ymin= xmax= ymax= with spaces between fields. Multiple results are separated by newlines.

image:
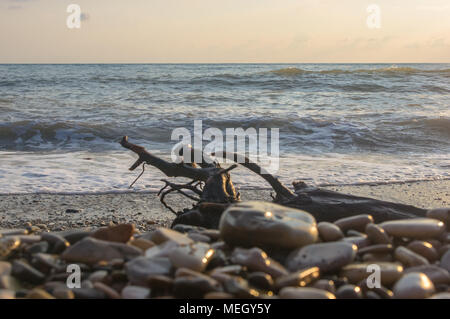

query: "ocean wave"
xmin=1 ymin=116 xmax=449 ymax=152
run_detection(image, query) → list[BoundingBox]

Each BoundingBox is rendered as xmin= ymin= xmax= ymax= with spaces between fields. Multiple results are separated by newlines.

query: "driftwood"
xmin=120 ymin=136 xmax=427 ymax=229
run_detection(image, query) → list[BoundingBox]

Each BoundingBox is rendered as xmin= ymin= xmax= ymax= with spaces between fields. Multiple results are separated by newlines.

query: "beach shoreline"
xmin=1 ymin=179 xmax=448 ymax=232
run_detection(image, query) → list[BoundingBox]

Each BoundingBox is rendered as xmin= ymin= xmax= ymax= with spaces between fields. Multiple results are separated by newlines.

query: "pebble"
xmin=0 ymin=262 xmax=11 ymax=276
xmin=342 ymin=236 xmax=371 ymax=249
xmin=52 ymin=288 xmax=75 ymax=299
xmin=230 ymin=247 xmax=288 ymax=278
xmin=25 ymin=288 xmax=55 ymax=299
xmin=274 ymin=267 xmax=320 ymax=290
xmin=93 ymin=282 xmax=121 ymax=299
xmin=219 ymin=201 xmax=318 ymax=250
xmin=393 ymin=272 xmax=435 ymax=299
xmin=173 ymin=274 xmax=222 ymax=298
xmin=380 ymin=218 xmax=446 ymax=239
xmin=72 ymin=288 xmax=106 ymax=299
xmin=248 ymin=272 xmax=274 ymax=290
xmin=121 ymin=285 xmax=150 ymax=299
xmin=394 ymin=246 xmax=429 ymax=267
xmin=0 ymin=229 xmax=28 ymax=237
xmin=130 ymin=238 xmax=155 ymax=251
xmin=428 ymin=292 xmax=450 ymax=299
xmin=404 ymin=265 xmax=450 ymax=285
xmin=0 ymin=275 xmax=21 ymax=290
xmin=336 ymin=284 xmax=363 ymax=299
xmin=91 ymin=224 xmax=135 ymax=243
xmin=187 ymin=233 xmax=211 ymax=243
xmin=441 ymin=250 xmax=450 ymax=272
xmin=61 ymin=237 xmax=142 ymax=265
xmin=334 ymin=214 xmax=374 ymax=232
xmin=279 ymin=287 xmax=336 ymax=299
xmin=358 ymin=244 xmax=393 ymax=255
xmin=41 ymin=233 xmax=70 ymax=254
xmin=340 ymin=262 xmax=404 ymax=286
xmin=125 ymin=257 xmax=172 ymax=284
xmin=0 ymin=289 xmax=15 ymax=299
xmin=317 ymin=222 xmax=344 ymax=242
xmin=168 ymin=242 xmax=215 ymax=272
xmin=25 ymin=241 xmax=49 ymax=255
xmin=365 ymin=223 xmax=392 ymax=244
xmin=144 ymin=228 xmax=193 ymax=246
xmin=406 ymin=241 xmax=439 ymax=262
xmin=11 ymin=260 xmax=45 ymax=284
xmin=89 ymin=270 xmax=109 ymax=283
xmin=312 ymin=279 xmax=336 ymax=293
xmin=286 ymin=242 xmax=357 ymax=273
xmin=0 ymin=237 xmax=21 ymax=259
xmin=426 ymin=208 xmax=450 ymax=228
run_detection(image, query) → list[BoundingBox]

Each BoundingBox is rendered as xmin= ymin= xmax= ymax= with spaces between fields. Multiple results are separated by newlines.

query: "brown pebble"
xmin=93 ymin=282 xmax=121 ymax=299
xmin=440 ymin=250 xmax=450 ymax=272
xmin=393 ymin=272 xmax=435 ymax=299
xmin=336 ymin=284 xmax=363 ymax=299
xmin=317 ymin=222 xmax=344 ymax=242
xmin=91 ymin=224 xmax=135 ymax=243
xmin=334 ymin=214 xmax=374 ymax=232
xmin=394 ymin=246 xmax=429 ymax=267
xmin=274 ymin=267 xmax=320 ymax=290
xmin=312 ymin=279 xmax=336 ymax=293
xmin=279 ymin=287 xmax=336 ymax=299
xmin=380 ymin=218 xmax=446 ymax=239
xmin=358 ymin=244 xmax=393 ymax=255
xmin=25 ymin=288 xmax=56 ymax=299
xmin=130 ymin=238 xmax=155 ymax=251
xmin=406 ymin=241 xmax=439 ymax=262
xmin=365 ymin=223 xmax=392 ymax=245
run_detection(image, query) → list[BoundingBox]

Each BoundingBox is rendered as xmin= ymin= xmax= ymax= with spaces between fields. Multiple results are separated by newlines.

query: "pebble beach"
xmin=0 ymin=180 xmax=449 ymax=299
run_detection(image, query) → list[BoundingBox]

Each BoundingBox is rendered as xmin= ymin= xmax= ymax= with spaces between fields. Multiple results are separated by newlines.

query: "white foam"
xmin=0 ymin=151 xmax=449 ymax=195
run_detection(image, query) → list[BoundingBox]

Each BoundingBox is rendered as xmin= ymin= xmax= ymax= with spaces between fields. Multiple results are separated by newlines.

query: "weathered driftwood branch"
xmin=120 ymin=136 xmax=428 ymax=229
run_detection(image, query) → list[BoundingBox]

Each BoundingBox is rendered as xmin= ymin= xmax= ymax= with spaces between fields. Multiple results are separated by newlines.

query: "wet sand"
xmin=0 ymin=180 xmax=448 ymax=232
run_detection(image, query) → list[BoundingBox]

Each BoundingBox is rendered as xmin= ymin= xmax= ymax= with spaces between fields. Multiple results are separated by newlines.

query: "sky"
xmin=0 ymin=0 xmax=449 ymax=63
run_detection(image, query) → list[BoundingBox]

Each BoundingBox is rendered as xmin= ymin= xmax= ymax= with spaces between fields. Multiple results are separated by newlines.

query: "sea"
xmin=0 ymin=63 xmax=449 ymax=194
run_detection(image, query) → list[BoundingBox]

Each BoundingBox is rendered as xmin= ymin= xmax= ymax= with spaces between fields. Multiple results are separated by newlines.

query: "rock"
xmin=230 ymin=247 xmax=288 ymax=278
xmin=11 ymin=260 xmax=45 ymax=284
xmin=312 ymin=279 xmax=336 ymax=293
xmin=404 ymin=265 xmax=450 ymax=286
xmin=279 ymin=287 xmax=336 ymax=299
xmin=406 ymin=241 xmax=439 ymax=262
xmin=0 ymin=262 xmax=11 ymax=276
xmin=340 ymin=262 xmax=404 ymax=286
xmin=248 ymin=272 xmax=274 ymax=290
xmin=219 ymin=201 xmax=318 ymax=250
xmin=365 ymin=223 xmax=392 ymax=244
xmin=0 ymin=229 xmax=28 ymax=237
xmin=168 ymin=242 xmax=215 ymax=272
xmin=173 ymin=275 xmax=222 ymax=298
xmin=121 ymin=285 xmax=150 ymax=299
xmin=286 ymin=242 xmax=357 ymax=273
xmin=130 ymin=238 xmax=155 ymax=251
xmin=222 ymin=276 xmax=258 ymax=298
xmin=41 ymin=233 xmax=70 ymax=254
xmin=93 ymin=282 xmax=121 ymax=299
xmin=429 ymin=292 xmax=450 ymax=299
xmin=342 ymin=236 xmax=371 ymax=249
xmin=362 ymin=252 xmax=393 ymax=262
xmin=58 ymin=229 xmax=92 ymax=245
xmin=204 ymin=292 xmax=234 ymax=299
xmin=209 ymin=265 xmax=244 ymax=276
xmin=0 ymin=289 xmax=15 ymax=299
xmin=89 ymin=270 xmax=108 ymax=283
xmin=61 ymin=237 xmax=141 ymax=265
xmin=334 ymin=215 xmax=374 ymax=232
xmin=440 ymin=250 xmax=450 ymax=272
xmin=427 ymin=208 xmax=450 ymax=228
xmin=65 ymin=208 xmax=82 ymax=214
xmin=145 ymin=240 xmax=180 ymax=258
xmin=393 ymin=272 xmax=435 ymax=299
xmin=91 ymin=224 xmax=135 ymax=243
xmin=199 ymin=229 xmax=221 ymax=241
xmin=72 ymin=288 xmax=106 ymax=299
xmin=147 ymin=275 xmax=174 ymax=291
xmin=125 ymin=257 xmax=172 ymax=284
xmin=358 ymin=244 xmax=393 ymax=255
xmin=394 ymin=246 xmax=429 ymax=267
xmin=25 ymin=288 xmax=55 ymax=299
xmin=52 ymin=288 xmax=75 ymax=299
xmin=143 ymin=228 xmax=193 ymax=245
xmin=187 ymin=232 xmax=211 ymax=243
xmin=336 ymin=284 xmax=363 ymax=299
xmin=380 ymin=218 xmax=445 ymax=239
xmin=274 ymin=267 xmax=320 ymax=290
xmin=0 ymin=275 xmax=21 ymax=290
xmin=25 ymin=241 xmax=49 ymax=255
xmin=317 ymin=222 xmax=344 ymax=242
xmin=0 ymin=237 xmax=21 ymax=259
